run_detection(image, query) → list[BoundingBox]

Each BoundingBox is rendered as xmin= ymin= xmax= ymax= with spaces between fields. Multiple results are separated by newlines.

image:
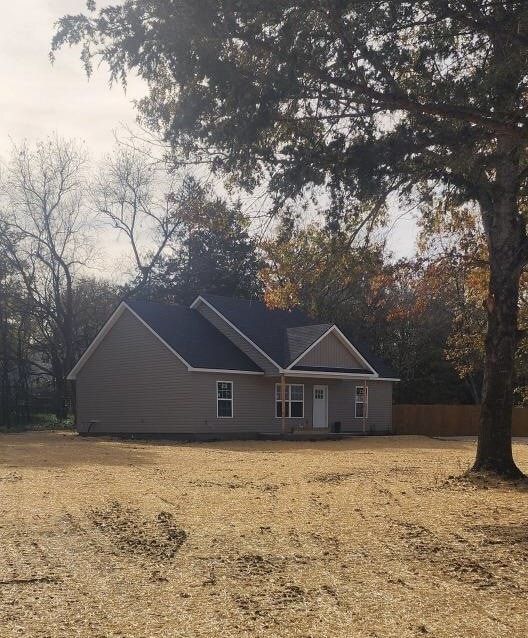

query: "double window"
xmin=355 ymin=385 xmax=368 ymax=418
xmin=217 ymin=381 xmax=233 ymax=418
xmin=275 ymin=384 xmax=304 ymax=418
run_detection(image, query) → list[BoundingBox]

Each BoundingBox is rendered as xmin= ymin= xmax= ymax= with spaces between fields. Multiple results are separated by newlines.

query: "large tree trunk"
xmin=473 ymin=140 xmax=525 ymax=478
xmin=473 ymin=258 xmax=523 ymax=477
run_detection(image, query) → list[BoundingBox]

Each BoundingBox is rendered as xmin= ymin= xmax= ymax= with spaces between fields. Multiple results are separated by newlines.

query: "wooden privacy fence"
xmin=393 ymin=404 xmax=528 ymax=437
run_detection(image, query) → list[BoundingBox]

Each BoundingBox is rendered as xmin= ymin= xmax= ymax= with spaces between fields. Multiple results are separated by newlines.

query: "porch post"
xmin=281 ymin=373 xmax=286 ymax=435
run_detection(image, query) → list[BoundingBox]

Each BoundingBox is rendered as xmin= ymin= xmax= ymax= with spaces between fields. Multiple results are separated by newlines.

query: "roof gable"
xmin=68 ymin=301 xmax=263 ymax=379
xmin=195 ymin=294 xmax=334 ymax=368
xmin=69 ymin=295 xmax=397 ymax=380
xmin=293 ymin=330 xmax=366 ymax=369
xmin=125 ymin=301 xmax=263 ymax=372
xmin=193 ymin=295 xmax=396 ymax=377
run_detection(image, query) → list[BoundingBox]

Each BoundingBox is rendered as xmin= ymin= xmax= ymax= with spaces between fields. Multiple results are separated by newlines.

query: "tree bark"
xmin=473 ymin=261 xmax=523 ymax=477
xmin=472 ymin=139 xmax=525 ymax=478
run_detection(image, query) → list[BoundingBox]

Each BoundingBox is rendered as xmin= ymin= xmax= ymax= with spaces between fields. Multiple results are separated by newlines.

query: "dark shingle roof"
xmin=200 ymin=294 xmax=333 ymax=368
xmin=126 ymin=300 xmax=262 ymax=372
xmin=199 ymin=295 xmax=397 ymax=377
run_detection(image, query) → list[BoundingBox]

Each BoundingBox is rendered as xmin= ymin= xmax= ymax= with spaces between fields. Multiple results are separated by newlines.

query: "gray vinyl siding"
xmin=195 ymin=301 xmax=280 ymax=375
xmin=297 ymin=332 xmax=364 ymax=368
xmin=76 ymin=309 xmax=194 ymax=433
xmin=329 ymin=380 xmax=393 ymax=433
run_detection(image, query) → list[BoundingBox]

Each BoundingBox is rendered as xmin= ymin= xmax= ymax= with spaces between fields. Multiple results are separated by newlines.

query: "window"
xmin=355 ymin=385 xmax=368 ymax=418
xmin=217 ymin=381 xmax=233 ymax=418
xmin=275 ymin=384 xmax=304 ymax=418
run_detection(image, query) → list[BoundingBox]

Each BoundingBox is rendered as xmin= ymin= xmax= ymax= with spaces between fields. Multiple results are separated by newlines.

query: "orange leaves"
xmin=260 ymin=222 xmax=386 ymax=318
xmin=415 ymin=203 xmax=491 ymax=379
xmin=261 ymin=267 xmax=300 ymax=310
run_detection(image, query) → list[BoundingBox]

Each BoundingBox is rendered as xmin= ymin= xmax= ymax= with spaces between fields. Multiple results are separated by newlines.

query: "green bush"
xmin=28 ymin=413 xmax=75 ymax=431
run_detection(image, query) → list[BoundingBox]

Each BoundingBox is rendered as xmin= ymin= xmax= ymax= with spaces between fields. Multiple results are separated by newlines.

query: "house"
xmin=67 ymin=294 xmax=398 ymax=437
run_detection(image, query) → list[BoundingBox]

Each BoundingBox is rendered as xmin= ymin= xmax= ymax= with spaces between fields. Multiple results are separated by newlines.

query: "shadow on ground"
xmin=0 ymin=432 xmax=155 ymax=469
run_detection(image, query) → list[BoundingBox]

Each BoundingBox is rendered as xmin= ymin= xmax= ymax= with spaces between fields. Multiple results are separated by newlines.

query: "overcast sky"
xmin=0 ymin=1 xmax=417 ymax=261
xmin=0 ymin=1 xmax=144 ymax=158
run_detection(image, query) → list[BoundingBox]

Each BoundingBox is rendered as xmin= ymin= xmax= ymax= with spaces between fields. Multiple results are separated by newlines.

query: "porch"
xmin=273 ymin=372 xmax=385 ymax=435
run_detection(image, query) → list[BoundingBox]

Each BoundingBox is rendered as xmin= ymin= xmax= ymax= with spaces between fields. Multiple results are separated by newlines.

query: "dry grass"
xmin=1 ymin=433 xmax=528 ymax=637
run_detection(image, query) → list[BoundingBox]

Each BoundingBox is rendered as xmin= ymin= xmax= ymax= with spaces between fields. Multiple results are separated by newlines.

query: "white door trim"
xmin=313 ymin=384 xmax=328 ymax=428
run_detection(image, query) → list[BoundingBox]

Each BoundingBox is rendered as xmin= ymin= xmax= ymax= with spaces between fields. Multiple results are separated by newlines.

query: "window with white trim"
xmin=355 ymin=385 xmax=368 ymax=418
xmin=275 ymin=384 xmax=304 ymax=418
xmin=217 ymin=381 xmax=233 ymax=418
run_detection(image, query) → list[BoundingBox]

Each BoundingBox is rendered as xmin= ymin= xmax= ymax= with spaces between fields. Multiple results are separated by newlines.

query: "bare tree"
xmin=94 ymin=144 xmax=184 ymax=297
xmin=0 ymin=136 xmax=94 ymax=418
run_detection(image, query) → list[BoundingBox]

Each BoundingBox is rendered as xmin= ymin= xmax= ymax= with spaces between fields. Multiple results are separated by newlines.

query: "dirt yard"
xmin=1 ymin=433 xmax=528 ymax=637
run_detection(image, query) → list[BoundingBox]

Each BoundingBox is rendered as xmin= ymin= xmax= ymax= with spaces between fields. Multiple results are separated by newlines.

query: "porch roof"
xmin=291 ymin=365 xmax=375 ymax=374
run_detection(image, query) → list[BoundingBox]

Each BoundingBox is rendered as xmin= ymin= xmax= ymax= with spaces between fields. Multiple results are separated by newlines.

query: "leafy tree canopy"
xmin=53 ymin=1 xmax=528 ymax=211
xmin=262 ymin=221 xmax=473 ymax=404
xmin=133 ymin=178 xmax=263 ymax=304
xmin=416 ymin=201 xmax=528 ymax=404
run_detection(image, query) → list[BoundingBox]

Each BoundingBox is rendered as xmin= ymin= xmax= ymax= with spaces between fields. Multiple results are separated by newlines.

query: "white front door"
xmin=313 ymin=385 xmax=328 ymax=428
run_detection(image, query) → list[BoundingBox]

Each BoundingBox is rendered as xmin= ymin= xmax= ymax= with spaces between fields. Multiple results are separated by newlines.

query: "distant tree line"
xmin=0 ymin=137 xmax=262 ymax=427
xmin=262 ymin=206 xmax=508 ymax=407
xmin=0 ymin=134 xmax=517 ymax=429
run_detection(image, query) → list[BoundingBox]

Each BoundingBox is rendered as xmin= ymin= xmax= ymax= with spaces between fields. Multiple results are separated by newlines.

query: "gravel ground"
xmin=1 ymin=432 xmax=528 ymax=637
